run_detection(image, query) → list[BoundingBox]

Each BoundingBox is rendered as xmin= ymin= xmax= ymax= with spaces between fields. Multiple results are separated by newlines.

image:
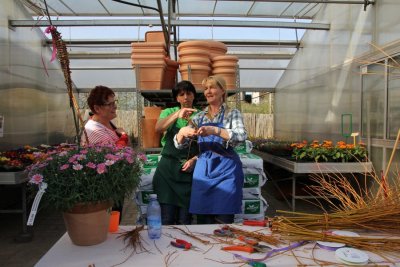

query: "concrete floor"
xmin=0 ymin=168 xmax=324 ymax=267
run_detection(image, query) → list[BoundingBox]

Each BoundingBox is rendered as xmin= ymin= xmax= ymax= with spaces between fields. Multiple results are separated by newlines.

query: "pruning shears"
xmin=243 ymin=219 xmax=271 ymax=227
xmin=170 ymin=239 xmax=201 ymax=251
xmin=213 ymin=227 xmax=234 ymax=237
xmin=222 ymin=236 xmax=272 ymax=253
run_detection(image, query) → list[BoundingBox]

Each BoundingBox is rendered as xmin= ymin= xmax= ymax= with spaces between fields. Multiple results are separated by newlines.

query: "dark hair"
xmin=172 ymin=80 xmax=197 ymax=104
xmin=87 ymin=85 xmax=115 ymax=114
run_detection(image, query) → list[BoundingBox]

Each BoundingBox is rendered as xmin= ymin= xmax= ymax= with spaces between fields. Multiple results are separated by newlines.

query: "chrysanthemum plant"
xmin=27 ymin=143 xmax=146 ymax=212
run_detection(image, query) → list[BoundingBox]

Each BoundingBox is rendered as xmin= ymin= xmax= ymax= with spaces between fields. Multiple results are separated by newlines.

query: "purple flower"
xmin=96 ymin=163 xmax=107 ymax=174
xmin=60 ymin=164 xmax=69 ymax=170
xmin=30 ymin=174 xmax=43 ymax=184
xmin=86 ymin=162 xmax=96 ymax=169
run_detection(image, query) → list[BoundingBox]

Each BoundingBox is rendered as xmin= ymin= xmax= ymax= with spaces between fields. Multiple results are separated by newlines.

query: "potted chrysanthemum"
xmin=27 ymin=143 xmax=146 ymax=246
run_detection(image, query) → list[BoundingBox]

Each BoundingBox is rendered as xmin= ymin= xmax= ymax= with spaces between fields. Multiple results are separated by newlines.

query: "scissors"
xmin=170 ymin=239 xmax=202 ymax=251
xmin=213 ymin=227 xmax=235 ymax=238
xmin=222 ymin=236 xmax=272 ymax=253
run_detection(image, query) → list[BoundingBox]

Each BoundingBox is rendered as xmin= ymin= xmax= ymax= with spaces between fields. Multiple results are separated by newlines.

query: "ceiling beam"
xmin=10 ymin=19 xmax=330 ymax=30
xmin=44 ymin=39 xmax=301 ymax=47
xmin=212 ymin=0 xmax=373 ymax=4
xmin=66 ymin=51 xmax=294 ymax=59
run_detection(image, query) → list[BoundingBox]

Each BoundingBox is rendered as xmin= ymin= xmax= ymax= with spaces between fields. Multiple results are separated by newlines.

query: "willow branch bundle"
xmin=224 ymin=225 xmax=280 ymax=246
xmin=47 ymin=26 xmax=88 ymax=143
xmin=271 ymin=162 xmax=400 ymax=254
xmin=273 ymin=219 xmax=400 ymax=254
xmin=273 ymin=167 xmax=400 ymax=233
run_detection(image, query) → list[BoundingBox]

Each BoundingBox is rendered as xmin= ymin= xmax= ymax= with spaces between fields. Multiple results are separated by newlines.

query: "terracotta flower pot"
xmin=145 ymin=31 xmax=166 ymax=43
xmin=177 ymin=40 xmax=210 ymax=52
xmin=178 ymin=56 xmax=210 ymax=66
xmin=63 ymin=201 xmax=112 ymax=246
xmin=132 ymin=62 xmax=167 ymax=90
xmin=212 ymin=68 xmax=237 ymax=90
xmin=131 ymin=47 xmax=167 ymax=56
xmin=131 ymin=42 xmax=166 ymax=49
xmin=144 ymin=106 xmax=162 ymax=120
xmin=164 ymin=58 xmax=179 ymax=89
xmin=180 ymin=65 xmax=210 ymax=89
xmin=207 ymin=40 xmax=228 ymax=59
xmin=142 ymin=118 xmax=161 ymax=148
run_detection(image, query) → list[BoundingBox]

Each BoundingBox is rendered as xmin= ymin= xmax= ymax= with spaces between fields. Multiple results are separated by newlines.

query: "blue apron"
xmin=189 ymin=112 xmax=243 ymax=214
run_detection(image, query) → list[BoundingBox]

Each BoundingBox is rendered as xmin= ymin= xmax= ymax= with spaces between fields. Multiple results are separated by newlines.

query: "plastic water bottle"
xmin=147 ymin=194 xmax=161 ymax=239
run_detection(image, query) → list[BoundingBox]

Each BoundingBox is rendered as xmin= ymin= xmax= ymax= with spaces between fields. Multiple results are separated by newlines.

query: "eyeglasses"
xmin=102 ymin=100 xmax=118 ymax=107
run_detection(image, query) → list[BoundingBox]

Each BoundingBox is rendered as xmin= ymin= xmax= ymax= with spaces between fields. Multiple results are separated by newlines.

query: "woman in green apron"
xmin=175 ymin=76 xmax=247 ymax=224
xmin=152 ymin=81 xmax=199 ymax=225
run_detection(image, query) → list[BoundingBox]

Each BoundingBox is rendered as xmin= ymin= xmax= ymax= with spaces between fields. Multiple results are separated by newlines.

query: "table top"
xmin=35 ymin=224 xmax=400 ymax=267
xmin=253 ymin=150 xmax=373 ymax=174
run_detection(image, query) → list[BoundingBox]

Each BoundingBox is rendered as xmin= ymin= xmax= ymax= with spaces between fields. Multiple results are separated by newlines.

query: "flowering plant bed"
xmin=0 ymin=145 xmax=51 ymax=172
xmin=27 ymin=144 xmax=146 ymax=212
xmin=253 ymin=139 xmax=367 ymax=163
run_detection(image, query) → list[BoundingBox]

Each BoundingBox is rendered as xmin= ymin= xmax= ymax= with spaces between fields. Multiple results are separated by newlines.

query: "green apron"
xmin=152 ymin=121 xmax=198 ymax=208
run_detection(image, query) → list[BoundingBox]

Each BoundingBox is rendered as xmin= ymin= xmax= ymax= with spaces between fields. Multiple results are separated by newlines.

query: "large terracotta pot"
xmin=63 ymin=201 xmax=111 ymax=246
xmin=180 ymin=65 xmax=210 ymax=89
xmin=212 ymin=68 xmax=237 ymax=90
xmin=207 ymin=40 xmax=228 ymax=59
xmin=145 ymin=31 xmax=166 ymax=43
xmin=142 ymin=118 xmax=161 ymax=148
xmin=131 ymin=42 xmax=166 ymax=49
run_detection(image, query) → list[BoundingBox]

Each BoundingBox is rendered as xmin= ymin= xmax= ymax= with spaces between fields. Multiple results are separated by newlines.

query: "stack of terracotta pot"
xmin=177 ymin=41 xmax=211 ymax=89
xmin=177 ymin=40 xmax=238 ymax=90
xmin=142 ymin=106 xmax=162 ymax=148
xmin=211 ymin=55 xmax=239 ymax=90
xmin=131 ymin=31 xmax=178 ymax=90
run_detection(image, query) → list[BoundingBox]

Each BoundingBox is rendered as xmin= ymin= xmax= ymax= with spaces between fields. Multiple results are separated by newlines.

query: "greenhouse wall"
xmin=0 ymin=0 xmax=75 ymax=150
xmin=274 ymin=0 xmax=400 ymax=176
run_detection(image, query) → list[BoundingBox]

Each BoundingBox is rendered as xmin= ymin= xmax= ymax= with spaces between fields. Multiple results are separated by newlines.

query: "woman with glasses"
xmin=81 ymin=85 xmax=128 ymax=147
xmin=152 ymin=81 xmax=199 ymax=225
xmin=175 ymin=76 xmax=247 ymax=224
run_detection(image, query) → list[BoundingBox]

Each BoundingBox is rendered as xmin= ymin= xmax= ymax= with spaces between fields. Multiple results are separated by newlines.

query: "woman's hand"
xmin=181 ymin=156 xmax=197 ymax=172
xmin=197 ymin=126 xmax=220 ymax=137
xmin=176 ymin=126 xmax=197 ymax=144
xmin=115 ymin=127 xmax=127 ymax=136
xmin=177 ymin=108 xmax=197 ymax=119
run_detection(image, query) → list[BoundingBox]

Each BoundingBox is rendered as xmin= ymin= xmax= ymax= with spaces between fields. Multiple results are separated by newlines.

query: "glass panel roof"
xmin=23 ymin=0 xmax=321 ymax=19
xmin=18 ymin=0 xmax=330 ymax=92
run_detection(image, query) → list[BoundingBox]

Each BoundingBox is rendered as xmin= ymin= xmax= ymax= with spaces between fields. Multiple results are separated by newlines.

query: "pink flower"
xmin=30 ymin=174 xmax=43 ymax=184
xmin=80 ymin=149 xmax=88 ymax=154
xmin=72 ymin=164 xmax=83 ymax=171
xmin=68 ymin=155 xmax=78 ymax=163
xmin=58 ymin=151 xmax=68 ymax=157
xmin=96 ymin=163 xmax=107 ymax=174
xmin=105 ymin=160 xmax=115 ymax=166
xmin=60 ymin=164 xmax=69 ymax=170
xmin=86 ymin=162 xmax=96 ymax=169
xmin=76 ymin=154 xmax=86 ymax=161
xmin=126 ymin=157 xmax=134 ymax=164
xmin=105 ymin=154 xmax=119 ymax=161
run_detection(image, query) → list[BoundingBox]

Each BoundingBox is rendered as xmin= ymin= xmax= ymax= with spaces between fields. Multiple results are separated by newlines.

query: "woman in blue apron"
xmin=175 ymin=76 xmax=247 ymax=224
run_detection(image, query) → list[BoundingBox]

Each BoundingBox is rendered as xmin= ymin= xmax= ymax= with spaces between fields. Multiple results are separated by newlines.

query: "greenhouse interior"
xmin=1 ymin=0 xmax=400 ymax=266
